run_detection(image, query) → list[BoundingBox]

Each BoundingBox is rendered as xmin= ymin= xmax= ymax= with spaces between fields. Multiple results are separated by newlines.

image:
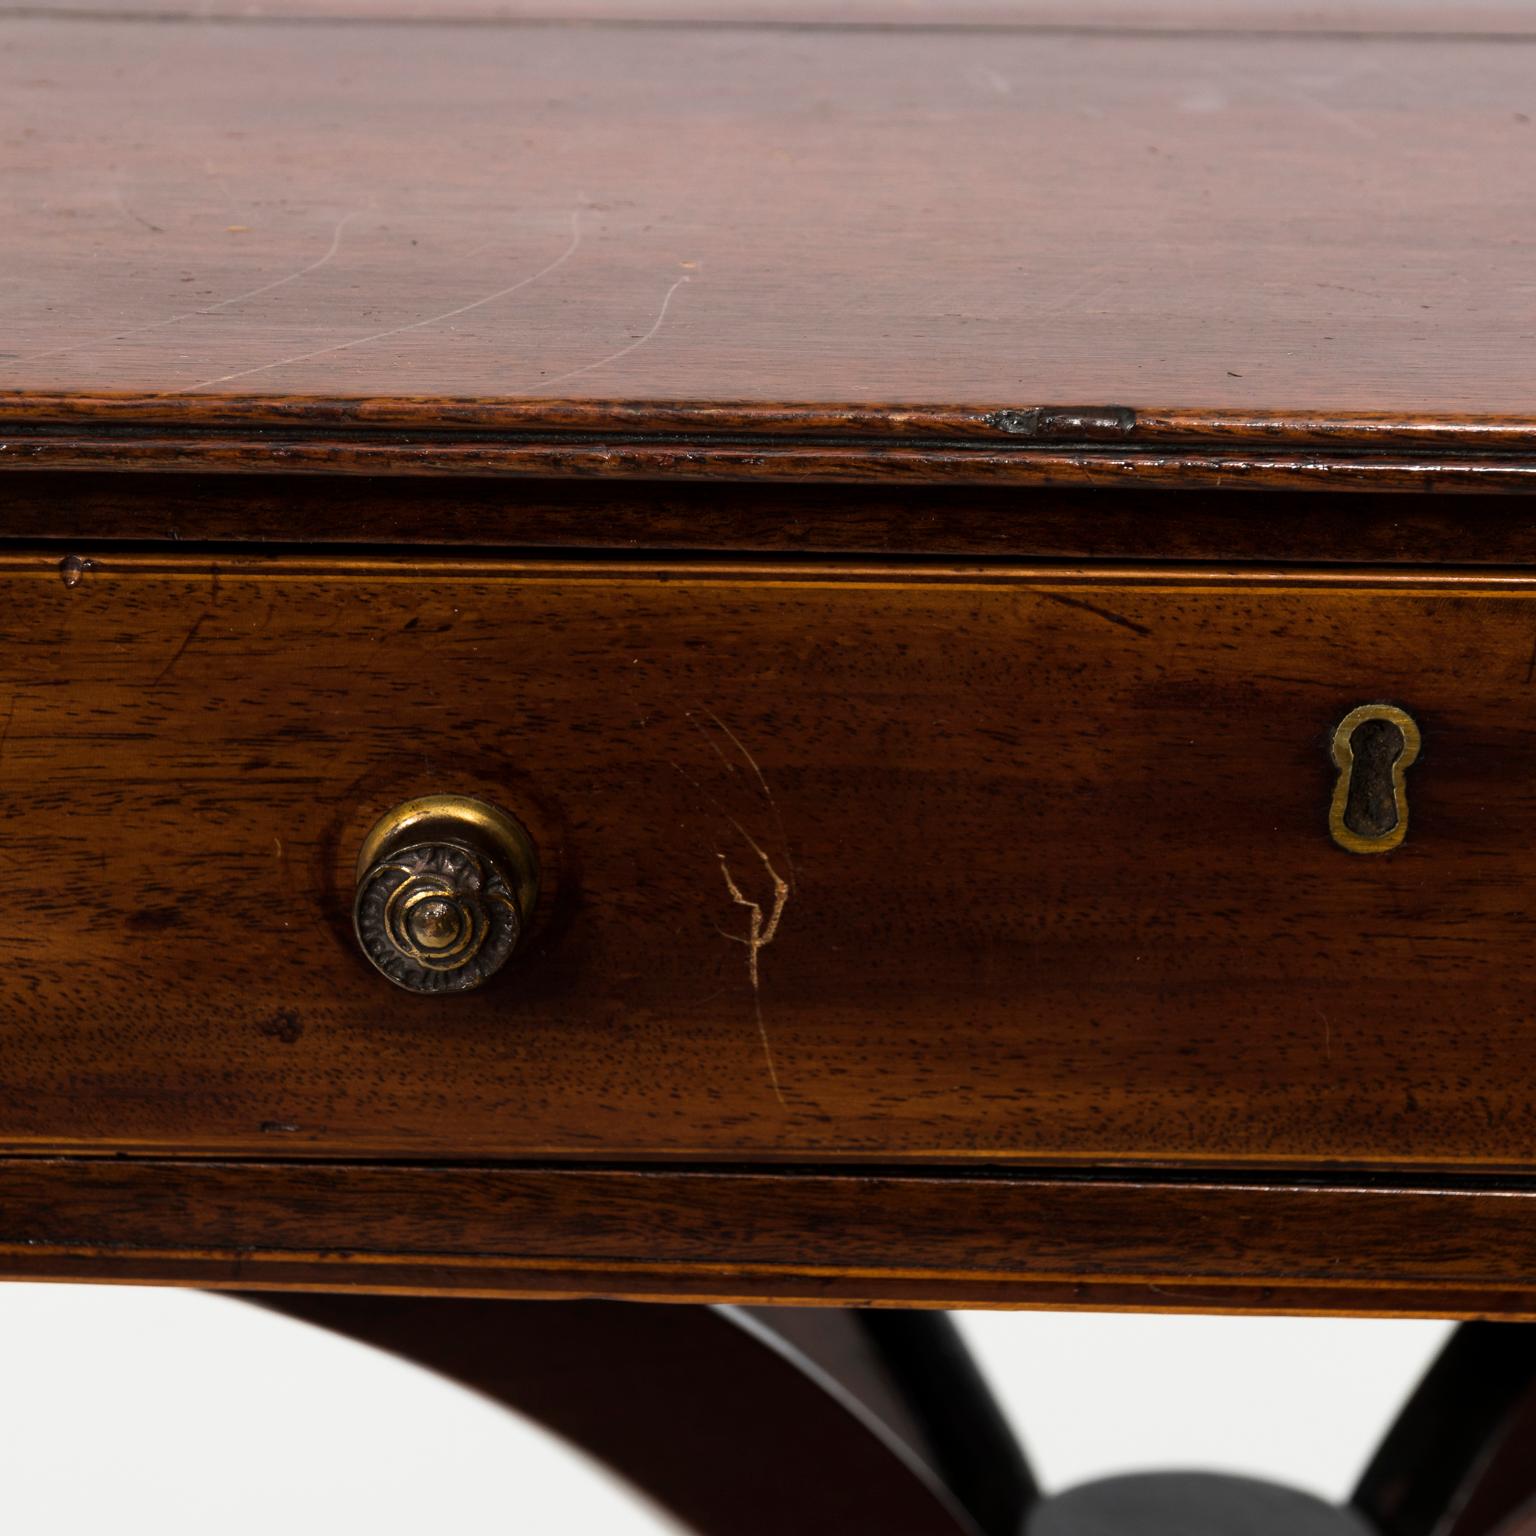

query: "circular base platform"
xmin=1028 ymin=1472 xmax=1375 ymax=1536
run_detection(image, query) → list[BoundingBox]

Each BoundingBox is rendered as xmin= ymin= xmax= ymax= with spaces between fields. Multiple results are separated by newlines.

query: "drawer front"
xmin=2 ymin=555 xmax=1533 ymax=1168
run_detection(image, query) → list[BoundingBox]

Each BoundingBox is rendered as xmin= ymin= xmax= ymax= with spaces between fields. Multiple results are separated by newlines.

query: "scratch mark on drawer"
xmin=669 ymin=709 xmax=796 ymax=1108
xmin=152 ymin=610 xmax=213 ymax=685
xmin=718 ymin=839 xmax=791 ymax=1108
xmin=1034 ymin=589 xmax=1152 ymax=638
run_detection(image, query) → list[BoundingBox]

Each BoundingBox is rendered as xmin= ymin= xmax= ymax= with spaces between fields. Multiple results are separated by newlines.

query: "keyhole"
xmin=1342 ymin=717 xmax=1405 ymax=838
xmin=1328 ymin=704 xmax=1421 ymax=854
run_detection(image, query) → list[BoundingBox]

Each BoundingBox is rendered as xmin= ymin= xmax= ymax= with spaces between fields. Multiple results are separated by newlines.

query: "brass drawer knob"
xmin=353 ymin=795 xmax=539 ymax=994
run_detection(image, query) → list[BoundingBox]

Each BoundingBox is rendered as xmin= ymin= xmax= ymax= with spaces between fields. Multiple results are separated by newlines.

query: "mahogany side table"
xmin=4 ymin=0 xmax=1536 ymax=1529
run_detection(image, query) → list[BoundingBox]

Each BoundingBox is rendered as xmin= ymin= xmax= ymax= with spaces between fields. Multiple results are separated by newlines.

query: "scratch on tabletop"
xmin=14 ymin=210 xmax=362 ymax=367
xmin=112 ymin=189 xmax=164 ymax=234
xmin=517 ymin=273 xmax=690 ymax=394
xmin=173 ymin=208 xmax=585 ymax=392
xmin=1035 ymin=263 xmax=1110 ymax=320
xmin=1297 ymin=89 xmax=1378 ymax=144
xmin=1231 ymin=64 xmax=1377 ymax=144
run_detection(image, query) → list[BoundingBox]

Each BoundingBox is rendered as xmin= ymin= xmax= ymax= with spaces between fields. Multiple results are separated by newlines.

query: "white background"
xmin=0 ymin=1286 xmax=1451 ymax=1533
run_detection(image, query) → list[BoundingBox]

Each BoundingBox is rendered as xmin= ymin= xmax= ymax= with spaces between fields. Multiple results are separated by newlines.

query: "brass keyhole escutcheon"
xmin=1328 ymin=704 xmax=1421 ymax=854
xmin=353 ymin=795 xmax=540 ymax=994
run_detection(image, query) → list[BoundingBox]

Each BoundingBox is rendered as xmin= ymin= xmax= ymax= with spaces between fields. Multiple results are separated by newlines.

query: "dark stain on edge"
xmin=986 ymin=405 xmax=1137 ymax=440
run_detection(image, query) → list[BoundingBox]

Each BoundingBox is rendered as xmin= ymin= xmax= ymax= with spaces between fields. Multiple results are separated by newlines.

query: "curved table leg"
xmin=746 ymin=1307 xmax=1036 ymax=1536
xmin=1354 ymin=1322 xmax=1536 ymax=1536
xmin=1491 ymin=1502 xmax=1536 ymax=1536
xmin=240 ymin=1296 xmax=1033 ymax=1536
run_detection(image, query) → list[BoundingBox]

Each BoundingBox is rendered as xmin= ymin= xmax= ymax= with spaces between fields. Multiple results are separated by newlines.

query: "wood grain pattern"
xmin=2 ymin=8 xmax=1536 ymax=459
xmin=13 ymin=0 xmax=1536 ymax=1323
xmin=6 ymin=1159 xmax=1536 ymax=1316
xmin=7 ymin=554 xmax=1536 ymax=1169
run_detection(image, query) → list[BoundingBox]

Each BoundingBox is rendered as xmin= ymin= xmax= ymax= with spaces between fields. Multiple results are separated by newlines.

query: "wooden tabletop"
xmin=2 ymin=0 xmax=1535 ymax=456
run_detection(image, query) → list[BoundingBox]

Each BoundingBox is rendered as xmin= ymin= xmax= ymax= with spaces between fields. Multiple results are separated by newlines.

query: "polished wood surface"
xmin=2 ymin=1 xmax=1536 ymax=477
xmin=12 ymin=1159 xmax=1536 ymax=1313
xmin=7 ymin=555 xmax=1536 ymax=1168
xmin=7 ymin=0 xmax=1536 ymax=1319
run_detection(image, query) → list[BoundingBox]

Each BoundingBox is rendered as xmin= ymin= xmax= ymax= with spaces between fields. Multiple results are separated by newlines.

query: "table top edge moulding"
xmin=5 ymin=396 xmax=1536 ymax=491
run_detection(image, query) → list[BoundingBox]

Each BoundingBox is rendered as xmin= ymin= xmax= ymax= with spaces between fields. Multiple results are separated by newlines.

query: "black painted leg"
xmin=747 ymin=1307 xmax=1036 ymax=1536
xmin=1354 ymin=1322 xmax=1536 ymax=1536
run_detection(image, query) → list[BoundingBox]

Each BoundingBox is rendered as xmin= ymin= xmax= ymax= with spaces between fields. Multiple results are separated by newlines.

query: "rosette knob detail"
xmin=352 ymin=795 xmax=540 ymax=994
